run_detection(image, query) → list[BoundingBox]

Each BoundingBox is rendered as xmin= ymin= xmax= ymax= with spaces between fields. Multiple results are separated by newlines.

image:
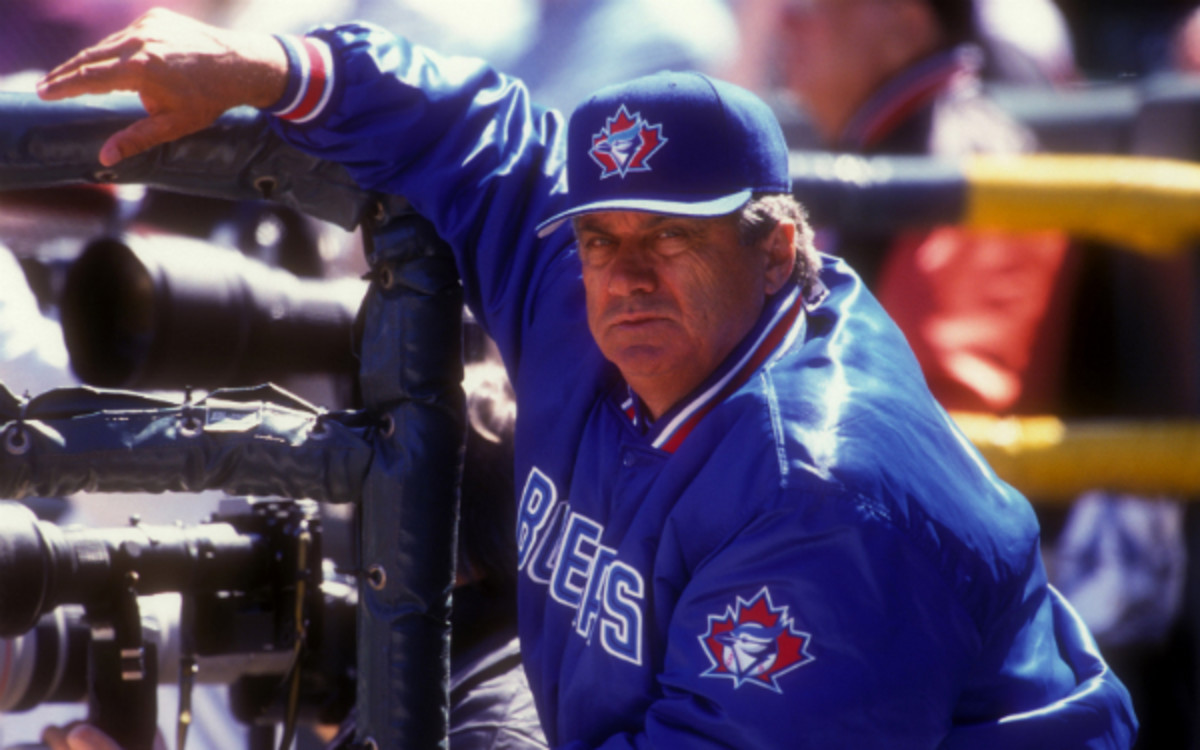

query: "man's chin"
xmin=607 ymin=345 xmax=682 ymax=381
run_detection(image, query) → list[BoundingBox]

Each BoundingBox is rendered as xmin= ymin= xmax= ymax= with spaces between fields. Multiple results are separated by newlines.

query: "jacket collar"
xmin=622 ymin=282 xmax=808 ymax=453
xmin=837 ymin=46 xmax=978 ymax=152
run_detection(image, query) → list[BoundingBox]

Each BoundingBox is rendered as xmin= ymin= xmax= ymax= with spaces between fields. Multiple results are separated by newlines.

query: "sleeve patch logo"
xmin=698 ymin=587 xmax=814 ymax=693
xmin=589 ymin=105 xmax=667 ymax=179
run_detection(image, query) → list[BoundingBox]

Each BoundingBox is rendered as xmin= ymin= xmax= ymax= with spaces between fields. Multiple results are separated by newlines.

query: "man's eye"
xmin=580 ymin=238 xmax=615 ymax=265
xmin=654 ymin=229 xmax=689 ymax=254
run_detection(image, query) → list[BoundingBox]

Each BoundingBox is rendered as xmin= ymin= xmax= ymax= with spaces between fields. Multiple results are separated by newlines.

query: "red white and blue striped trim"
xmin=622 ymin=395 xmax=638 ymax=425
xmin=646 ymin=285 xmax=806 ymax=453
xmin=268 ymin=34 xmax=335 ymax=124
xmin=838 ymin=48 xmax=975 ymax=151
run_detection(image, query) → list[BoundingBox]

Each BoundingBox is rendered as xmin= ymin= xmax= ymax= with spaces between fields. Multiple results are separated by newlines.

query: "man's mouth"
xmin=607 ymin=312 xmax=675 ymax=335
xmin=612 ymin=312 xmax=664 ymax=325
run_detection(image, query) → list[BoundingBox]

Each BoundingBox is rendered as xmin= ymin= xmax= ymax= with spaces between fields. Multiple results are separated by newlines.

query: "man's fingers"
xmin=38 ymin=35 xmax=140 ymax=99
xmin=65 ymin=724 xmax=127 ymax=750
xmin=99 ymin=111 xmax=212 ymax=166
xmin=41 ymin=721 xmax=87 ymax=750
xmin=41 ymin=725 xmax=71 ymax=750
xmin=40 ymin=722 xmax=164 ymax=750
xmin=38 ymin=57 xmax=143 ymax=101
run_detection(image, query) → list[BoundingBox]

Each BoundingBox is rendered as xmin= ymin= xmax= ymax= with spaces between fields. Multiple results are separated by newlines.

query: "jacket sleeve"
xmin=268 ymin=23 xmax=574 ymax=370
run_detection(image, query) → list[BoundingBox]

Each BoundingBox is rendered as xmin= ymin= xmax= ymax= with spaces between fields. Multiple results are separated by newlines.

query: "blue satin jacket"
xmin=270 ymin=23 xmax=1137 ymax=749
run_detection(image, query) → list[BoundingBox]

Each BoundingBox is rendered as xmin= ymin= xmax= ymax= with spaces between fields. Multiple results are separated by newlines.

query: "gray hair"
xmin=735 ymin=193 xmax=822 ymax=294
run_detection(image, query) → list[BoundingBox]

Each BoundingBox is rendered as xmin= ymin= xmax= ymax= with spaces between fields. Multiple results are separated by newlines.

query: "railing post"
xmin=354 ymin=208 xmax=463 ymax=749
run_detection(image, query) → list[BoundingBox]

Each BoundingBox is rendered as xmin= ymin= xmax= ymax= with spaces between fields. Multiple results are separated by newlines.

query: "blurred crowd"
xmin=4 ymin=1 xmax=1200 ymax=749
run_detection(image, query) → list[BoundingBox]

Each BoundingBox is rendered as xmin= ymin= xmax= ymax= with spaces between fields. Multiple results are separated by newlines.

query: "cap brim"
xmin=535 ymin=190 xmax=754 ymax=238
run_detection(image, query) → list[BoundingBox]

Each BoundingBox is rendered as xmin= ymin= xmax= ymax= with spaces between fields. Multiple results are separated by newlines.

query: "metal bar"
xmin=0 ymin=92 xmax=407 ymax=230
xmin=0 ymin=383 xmax=372 ymax=503
xmin=952 ymin=412 xmax=1200 ymax=501
xmin=353 ymin=209 xmax=462 ymax=750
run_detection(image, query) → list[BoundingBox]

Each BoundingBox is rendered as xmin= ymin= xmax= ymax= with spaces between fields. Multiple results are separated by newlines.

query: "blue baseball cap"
xmin=535 ymin=71 xmax=792 ymax=237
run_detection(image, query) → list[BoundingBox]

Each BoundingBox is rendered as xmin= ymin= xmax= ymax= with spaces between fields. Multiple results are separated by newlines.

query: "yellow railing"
xmin=965 ymin=153 xmax=1200 ymax=257
xmin=952 ymin=412 xmax=1200 ymax=502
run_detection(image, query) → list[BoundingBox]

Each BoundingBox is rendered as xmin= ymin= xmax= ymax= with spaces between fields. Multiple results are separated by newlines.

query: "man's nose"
xmin=607 ymin=246 xmax=657 ymax=296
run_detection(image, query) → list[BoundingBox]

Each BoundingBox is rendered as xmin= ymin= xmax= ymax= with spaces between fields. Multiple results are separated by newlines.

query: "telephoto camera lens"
xmin=61 ymin=234 xmax=365 ymax=389
xmin=0 ymin=606 xmax=88 ymax=712
xmin=0 ymin=502 xmax=53 ymax=638
xmin=0 ymin=500 xmax=355 ymax=726
xmin=0 ymin=500 xmax=261 ymax=639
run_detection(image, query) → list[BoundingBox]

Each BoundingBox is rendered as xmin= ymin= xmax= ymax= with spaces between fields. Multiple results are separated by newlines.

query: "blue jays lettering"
xmin=517 ymin=468 xmax=645 ymax=665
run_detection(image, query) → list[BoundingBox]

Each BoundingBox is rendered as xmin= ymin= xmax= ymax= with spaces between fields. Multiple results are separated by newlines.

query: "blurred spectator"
xmin=491 ymin=0 xmax=738 ymax=112
xmin=723 ymin=0 xmax=1076 ymax=111
xmin=774 ymin=0 xmax=1076 ymax=415
xmin=1054 ymin=493 xmax=1188 ymax=648
xmin=228 ymin=0 xmax=739 ymax=112
xmin=1048 ymin=488 xmax=1197 ymax=750
xmin=228 ymin=0 xmax=534 ymax=71
xmin=974 ymin=0 xmax=1078 ymax=85
xmin=1057 ymin=0 xmax=1196 ymax=78
xmin=0 ymin=245 xmax=74 ymax=395
xmin=1173 ymin=5 xmax=1200 ymax=72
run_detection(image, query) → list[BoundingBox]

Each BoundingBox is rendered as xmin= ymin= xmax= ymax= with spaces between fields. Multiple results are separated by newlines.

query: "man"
xmin=38 ymin=8 xmax=1135 ymax=748
xmin=777 ymin=0 xmax=1077 ymax=414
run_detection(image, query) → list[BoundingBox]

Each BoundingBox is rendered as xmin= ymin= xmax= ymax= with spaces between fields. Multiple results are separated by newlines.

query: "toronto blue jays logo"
xmin=698 ymin=587 xmax=814 ymax=692
xmin=588 ymin=104 xmax=667 ymax=179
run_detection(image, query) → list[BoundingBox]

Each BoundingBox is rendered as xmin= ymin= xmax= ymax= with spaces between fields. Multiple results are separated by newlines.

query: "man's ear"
xmin=763 ymin=220 xmax=796 ymax=295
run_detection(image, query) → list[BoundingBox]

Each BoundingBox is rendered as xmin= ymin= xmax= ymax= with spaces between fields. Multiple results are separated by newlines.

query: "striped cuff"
xmin=267 ymin=34 xmax=335 ymax=124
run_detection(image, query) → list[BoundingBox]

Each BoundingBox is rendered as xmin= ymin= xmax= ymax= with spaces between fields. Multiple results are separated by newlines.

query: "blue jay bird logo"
xmin=699 ymin=587 xmax=814 ymax=692
xmin=588 ymin=105 xmax=667 ymax=179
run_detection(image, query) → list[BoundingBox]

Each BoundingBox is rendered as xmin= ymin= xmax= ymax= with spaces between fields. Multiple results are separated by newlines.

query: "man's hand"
xmin=41 ymin=723 xmax=166 ymax=750
xmin=41 ymin=724 xmax=122 ymax=750
xmin=36 ymin=7 xmax=288 ymax=167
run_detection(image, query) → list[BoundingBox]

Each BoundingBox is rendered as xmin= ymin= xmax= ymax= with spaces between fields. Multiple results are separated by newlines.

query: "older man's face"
xmin=575 ymin=211 xmax=788 ymax=419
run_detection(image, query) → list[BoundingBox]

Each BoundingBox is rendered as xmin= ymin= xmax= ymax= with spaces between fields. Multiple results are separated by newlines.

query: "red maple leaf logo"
xmin=698 ymin=587 xmax=814 ymax=692
xmin=588 ymin=105 xmax=668 ymax=179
